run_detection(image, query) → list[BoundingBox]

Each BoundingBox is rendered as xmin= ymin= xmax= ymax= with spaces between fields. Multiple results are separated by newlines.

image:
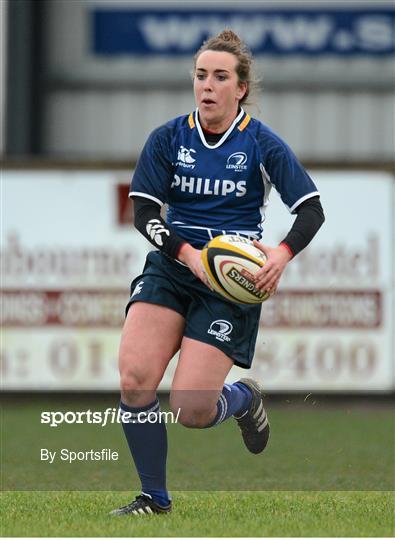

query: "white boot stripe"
xmin=257 ymin=417 xmax=269 ymax=432
xmin=256 ymin=409 xmax=266 ymax=425
xmin=138 ymin=508 xmax=145 ymax=515
xmin=132 ymin=510 xmax=139 ymax=515
xmin=253 ymin=401 xmax=263 ymax=419
xmin=145 ymin=506 xmax=153 ymax=514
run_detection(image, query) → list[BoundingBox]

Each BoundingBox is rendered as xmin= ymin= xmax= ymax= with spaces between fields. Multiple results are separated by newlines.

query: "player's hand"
xmin=177 ymin=243 xmax=213 ymax=290
xmin=252 ymin=241 xmax=292 ymax=295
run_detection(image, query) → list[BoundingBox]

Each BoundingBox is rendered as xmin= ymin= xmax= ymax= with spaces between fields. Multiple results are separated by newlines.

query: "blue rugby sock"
xmin=207 ymin=382 xmax=253 ymax=427
xmin=120 ymin=398 xmax=170 ymax=507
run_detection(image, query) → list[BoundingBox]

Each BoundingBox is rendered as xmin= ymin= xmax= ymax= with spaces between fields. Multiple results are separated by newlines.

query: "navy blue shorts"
xmin=126 ymin=251 xmax=262 ymax=369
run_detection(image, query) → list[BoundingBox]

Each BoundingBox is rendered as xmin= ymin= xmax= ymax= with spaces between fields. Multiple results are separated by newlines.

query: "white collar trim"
xmin=195 ymin=108 xmax=245 ymax=149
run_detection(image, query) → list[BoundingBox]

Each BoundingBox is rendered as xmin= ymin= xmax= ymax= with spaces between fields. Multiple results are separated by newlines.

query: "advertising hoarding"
xmin=1 ymin=170 xmax=393 ymax=391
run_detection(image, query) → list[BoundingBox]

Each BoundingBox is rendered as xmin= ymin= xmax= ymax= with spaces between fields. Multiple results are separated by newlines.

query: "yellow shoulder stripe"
xmin=238 ymin=113 xmax=251 ymax=132
xmin=188 ymin=113 xmax=195 ymax=129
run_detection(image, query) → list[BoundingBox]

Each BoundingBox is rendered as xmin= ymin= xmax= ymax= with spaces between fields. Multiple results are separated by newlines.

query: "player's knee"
xmin=119 ymin=343 xmax=163 ymax=401
xmin=120 ymin=364 xmax=142 ymax=390
xmin=177 ymin=408 xmax=214 ymax=428
xmin=170 ymin=398 xmax=213 ymax=428
xmin=120 ymin=372 xmax=143 ymax=405
xmin=119 ymin=368 xmax=158 ymax=406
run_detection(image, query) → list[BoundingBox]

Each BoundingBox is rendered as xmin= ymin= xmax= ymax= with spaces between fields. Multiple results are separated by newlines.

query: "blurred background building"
xmin=1 ymin=0 xmax=394 ymax=392
xmin=3 ymin=0 xmax=395 ymax=162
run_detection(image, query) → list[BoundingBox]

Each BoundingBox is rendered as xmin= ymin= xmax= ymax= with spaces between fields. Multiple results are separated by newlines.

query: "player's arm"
xmin=254 ymin=132 xmax=325 ymax=293
xmin=133 ymin=196 xmax=185 ymax=258
xmin=133 ymin=196 xmax=209 ymax=285
xmin=254 ymin=196 xmax=325 ymax=293
xmin=280 ymin=195 xmax=325 ymax=257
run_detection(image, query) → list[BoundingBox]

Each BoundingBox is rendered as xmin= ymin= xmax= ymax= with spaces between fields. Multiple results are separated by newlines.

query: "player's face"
xmin=194 ymin=50 xmax=247 ymax=132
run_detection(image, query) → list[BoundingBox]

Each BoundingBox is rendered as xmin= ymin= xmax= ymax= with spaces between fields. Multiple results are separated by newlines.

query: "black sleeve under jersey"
xmin=281 ymin=196 xmax=325 ymax=257
xmin=132 ymin=196 xmax=186 ymax=259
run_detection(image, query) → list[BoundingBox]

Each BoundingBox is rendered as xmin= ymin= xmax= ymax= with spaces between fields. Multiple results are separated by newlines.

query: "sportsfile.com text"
xmin=40 ymin=408 xmax=181 ymax=427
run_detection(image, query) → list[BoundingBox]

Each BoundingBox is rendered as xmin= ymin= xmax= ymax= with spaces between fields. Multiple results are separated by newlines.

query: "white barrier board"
xmin=1 ymin=170 xmax=393 ymax=391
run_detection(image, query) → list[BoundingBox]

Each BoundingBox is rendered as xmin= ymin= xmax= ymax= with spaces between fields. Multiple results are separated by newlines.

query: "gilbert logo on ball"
xmin=201 ymin=235 xmax=269 ymax=304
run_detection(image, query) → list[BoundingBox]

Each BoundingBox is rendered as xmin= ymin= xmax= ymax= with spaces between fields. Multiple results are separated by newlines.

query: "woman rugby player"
xmin=111 ymin=30 xmax=324 ymax=516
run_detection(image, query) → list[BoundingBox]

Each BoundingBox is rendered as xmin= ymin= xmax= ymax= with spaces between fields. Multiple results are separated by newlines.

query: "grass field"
xmin=1 ymin=490 xmax=393 ymax=537
xmin=1 ymin=394 xmax=394 ymax=536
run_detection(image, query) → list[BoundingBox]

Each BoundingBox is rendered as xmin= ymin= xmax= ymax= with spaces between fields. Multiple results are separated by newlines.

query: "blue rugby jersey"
xmin=130 ymin=108 xmax=319 ymax=249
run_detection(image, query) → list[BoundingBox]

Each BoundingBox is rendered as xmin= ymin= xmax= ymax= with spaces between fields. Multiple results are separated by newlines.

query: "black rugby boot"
xmin=234 ymin=378 xmax=270 ymax=454
xmin=110 ymin=494 xmax=172 ymax=516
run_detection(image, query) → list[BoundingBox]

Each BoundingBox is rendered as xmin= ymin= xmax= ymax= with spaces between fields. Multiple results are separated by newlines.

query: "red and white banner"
xmin=1 ymin=170 xmax=393 ymax=391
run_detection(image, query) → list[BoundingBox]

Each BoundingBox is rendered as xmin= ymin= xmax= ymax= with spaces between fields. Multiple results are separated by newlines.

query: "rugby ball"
xmin=201 ymin=235 xmax=269 ymax=304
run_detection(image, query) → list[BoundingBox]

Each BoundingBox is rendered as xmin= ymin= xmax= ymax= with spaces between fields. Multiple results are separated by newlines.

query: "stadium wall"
xmin=42 ymin=89 xmax=394 ymax=163
xmin=14 ymin=0 xmax=393 ymax=161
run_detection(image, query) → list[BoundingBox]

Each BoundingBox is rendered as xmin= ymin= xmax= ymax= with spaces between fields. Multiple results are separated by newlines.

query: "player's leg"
xmin=170 ymin=284 xmax=270 ymax=453
xmin=170 ymin=338 xmax=234 ymax=426
xmin=170 ymin=338 xmax=269 ymax=454
xmin=119 ymin=302 xmax=184 ymax=406
xmin=170 ymin=337 xmax=255 ymax=428
xmin=111 ymin=302 xmax=185 ymax=516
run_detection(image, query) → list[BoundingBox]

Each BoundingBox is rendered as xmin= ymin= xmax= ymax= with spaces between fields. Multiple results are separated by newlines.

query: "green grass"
xmin=1 ymin=490 xmax=393 ymax=537
xmin=1 ymin=395 xmax=394 ymax=536
xmin=2 ymin=396 xmax=393 ymax=491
